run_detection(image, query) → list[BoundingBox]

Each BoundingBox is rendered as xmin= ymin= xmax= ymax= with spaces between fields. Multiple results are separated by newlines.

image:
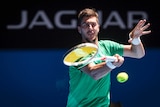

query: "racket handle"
xmin=105 ymin=56 xmax=117 ymax=62
xmin=91 ymin=56 xmax=116 ymax=62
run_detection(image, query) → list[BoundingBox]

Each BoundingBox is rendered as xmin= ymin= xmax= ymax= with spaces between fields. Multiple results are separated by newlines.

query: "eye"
xmin=81 ymin=22 xmax=97 ymax=28
xmin=81 ymin=23 xmax=88 ymax=28
xmin=91 ymin=23 xmax=96 ymax=27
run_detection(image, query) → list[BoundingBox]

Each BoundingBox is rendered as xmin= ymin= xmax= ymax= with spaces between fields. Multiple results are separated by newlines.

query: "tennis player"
xmin=66 ymin=7 xmax=151 ymax=107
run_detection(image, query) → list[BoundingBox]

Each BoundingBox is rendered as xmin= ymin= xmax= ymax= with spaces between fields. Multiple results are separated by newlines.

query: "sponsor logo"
xmin=6 ymin=10 xmax=148 ymax=30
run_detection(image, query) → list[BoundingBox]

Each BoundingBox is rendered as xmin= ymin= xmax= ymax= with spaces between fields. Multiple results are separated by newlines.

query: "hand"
xmin=112 ymin=54 xmax=124 ymax=68
xmin=128 ymin=19 xmax=151 ymax=43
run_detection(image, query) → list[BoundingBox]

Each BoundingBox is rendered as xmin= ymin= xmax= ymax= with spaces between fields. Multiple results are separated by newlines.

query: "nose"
xmin=88 ymin=24 xmax=93 ymax=29
xmin=88 ymin=23 xmax=95 ymax=29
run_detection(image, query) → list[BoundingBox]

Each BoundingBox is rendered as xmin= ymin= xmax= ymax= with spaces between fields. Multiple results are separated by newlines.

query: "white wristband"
xmin=106 ymin=61 xmax=116 ymax=69
xmin=131 ymin=37 xmax=141 ymax=45
xmin=129 ymin=34 xmax=141 ymax=45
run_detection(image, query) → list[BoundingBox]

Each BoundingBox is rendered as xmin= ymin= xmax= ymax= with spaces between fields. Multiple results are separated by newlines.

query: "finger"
xmin=113 ymin=54 xmax=119 ymax=62
xmin=141 ymin=23 xmax=150 ymax=31
xmin=142 ymin=30 xmax=151 ymax=35
xmin=136 ymin=19 xmax=146 ymax=28
xmin=128 ymin=39 xmax=132 ymax=43
xmin=113 ymin=56 xmax=124 ymax=67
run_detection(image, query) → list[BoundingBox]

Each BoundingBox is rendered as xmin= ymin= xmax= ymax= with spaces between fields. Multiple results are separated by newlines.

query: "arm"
xmin=80 ymin=54 xmax=124 ymax=80
xmin=123 ymin=19 xmax=151 ymax=58
xmin=123 ymin=42 xmax=145 ymax=58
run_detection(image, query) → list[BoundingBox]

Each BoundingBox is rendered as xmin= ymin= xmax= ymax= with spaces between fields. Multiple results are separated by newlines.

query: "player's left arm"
xmin=123 ymin=19 xmax=151 ymax=58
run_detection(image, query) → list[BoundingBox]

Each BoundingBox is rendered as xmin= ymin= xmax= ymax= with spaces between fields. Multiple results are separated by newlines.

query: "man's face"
xmin=78 ymin=17 xmax=100 ymax=43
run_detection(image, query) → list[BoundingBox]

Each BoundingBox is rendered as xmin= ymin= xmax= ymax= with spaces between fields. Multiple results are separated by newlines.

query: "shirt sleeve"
xmin=99 ymin=40 xmax=124 ymax=56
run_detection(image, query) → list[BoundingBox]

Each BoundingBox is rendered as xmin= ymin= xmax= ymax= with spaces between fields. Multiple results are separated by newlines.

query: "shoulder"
xmin=98 ymin=40 xmax=122 ymax=46
xmin=98 ymin=40 xmax=124 ymax=56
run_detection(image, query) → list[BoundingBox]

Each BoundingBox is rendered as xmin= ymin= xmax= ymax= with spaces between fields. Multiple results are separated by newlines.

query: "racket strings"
xmin=63 ymin=43 xmax=99 ymax=66
xmin=75 ymin=51 xmax=96 ymax=63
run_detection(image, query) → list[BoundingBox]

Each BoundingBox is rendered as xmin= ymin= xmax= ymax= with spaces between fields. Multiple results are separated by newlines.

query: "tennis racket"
xmin=63 ymin=43 xmax=117 ymax=66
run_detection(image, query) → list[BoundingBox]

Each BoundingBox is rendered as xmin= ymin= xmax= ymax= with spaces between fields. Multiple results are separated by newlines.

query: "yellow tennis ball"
xmin=117 ymin=72 xmax=129 ymax=83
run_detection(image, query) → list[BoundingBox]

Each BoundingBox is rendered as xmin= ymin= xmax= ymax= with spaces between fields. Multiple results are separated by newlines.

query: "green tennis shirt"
xmin=66 ymin=40 xmax=124 ymax=107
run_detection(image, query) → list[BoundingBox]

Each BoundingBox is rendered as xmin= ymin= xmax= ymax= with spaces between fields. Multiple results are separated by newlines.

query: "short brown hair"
xmin=77 ymin=8 xmax=99 ymax=26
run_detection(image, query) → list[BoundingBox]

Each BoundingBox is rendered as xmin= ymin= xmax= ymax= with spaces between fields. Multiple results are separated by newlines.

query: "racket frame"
xmin=63 ymin=43 xmax=98 ymax=66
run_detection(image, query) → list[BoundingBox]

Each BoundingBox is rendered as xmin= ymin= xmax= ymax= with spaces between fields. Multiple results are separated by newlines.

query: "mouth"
xmin=87 ymin=35 xmax=96 ymax=43
xmin=83 ymin=30 xmax=97 ymax=43
xmin=87 ymin=31 xmax=95 ymax=38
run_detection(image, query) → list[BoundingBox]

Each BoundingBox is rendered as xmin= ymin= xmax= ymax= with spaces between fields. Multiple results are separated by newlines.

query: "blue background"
xmin=0 ymin=48 xmax=160 ymax=107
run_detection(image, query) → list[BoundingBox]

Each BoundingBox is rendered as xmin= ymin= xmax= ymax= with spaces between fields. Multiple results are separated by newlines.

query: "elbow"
xmin=82 ymin=68 xmax=101 ymax=80
xmin=90 ymin=73 xmax=100 ymax=80
xmin=92 ymin=76 xmax=103 ymax=80
xmin=89 ymin=71 xmax=102 ymax=80
xmin=92 ymin=75 xmax=101 ymax=80
xmin=139 ymin=54 xmax=145 ymax=59
xmin=90 ymin=70 xmax=109 ymax=80
xmin=92 ymin=77 xmax=98 ymax=80
xmin=136 ymin=52 xmax=145 ymax=59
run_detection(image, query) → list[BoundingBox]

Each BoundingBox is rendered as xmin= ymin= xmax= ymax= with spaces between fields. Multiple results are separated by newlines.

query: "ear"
xmin=78 ymin=26 xmax=81 ymax=34
xmin=97 ymin=24 xmax=100 ymax=33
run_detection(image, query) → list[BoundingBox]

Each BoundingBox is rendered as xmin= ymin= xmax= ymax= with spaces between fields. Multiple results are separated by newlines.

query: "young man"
xmin=66 ymin=8 xmax=151 ymax=107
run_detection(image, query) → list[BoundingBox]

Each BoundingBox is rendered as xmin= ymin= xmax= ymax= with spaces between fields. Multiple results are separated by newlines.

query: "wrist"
xmin=106 ymin=61 xmax=116 ymax=69
xmin=129 ymin=34 xmax=141 ymax=45
xmin=131 ymin=37 xmax=141 ymax=45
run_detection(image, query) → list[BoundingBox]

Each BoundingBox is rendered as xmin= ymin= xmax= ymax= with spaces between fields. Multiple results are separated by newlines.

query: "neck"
xmin=82 ymin=38 xmax=98 ymax=45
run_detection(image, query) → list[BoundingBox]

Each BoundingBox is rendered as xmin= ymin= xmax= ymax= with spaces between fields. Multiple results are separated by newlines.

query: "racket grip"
xmin=105 ymin=56 xmax=117 ymax=62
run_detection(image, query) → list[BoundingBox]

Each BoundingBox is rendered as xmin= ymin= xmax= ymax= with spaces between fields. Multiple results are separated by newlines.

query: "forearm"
xmin=124 ymin=35 xmax=145 ymax=58
xmin=130 ymin=42 xmax=145 ymax=58
xmin=81 ymin=62 xmax=113 ymax=80
xmin=81 ymin=55 xmax=124 ymax=80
